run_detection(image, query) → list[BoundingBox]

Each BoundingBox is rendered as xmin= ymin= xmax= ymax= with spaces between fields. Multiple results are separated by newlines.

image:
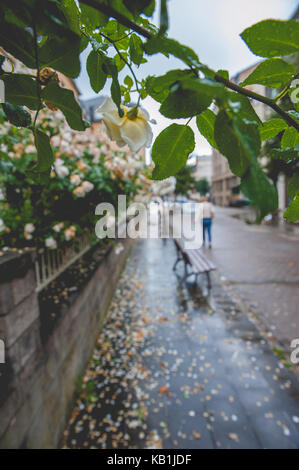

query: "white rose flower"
xmin=24 ymin=223 xmax=35 ymax=233
xmin=97 ymin=97 xmax=153 ymax=153
xmin=51 ymin=135 xmax=60 ymax=147
xmin=0 ymin=219 xmax=6 ymax=233
xmin=64 ymin=229 xmax=74 ymax=241
xmin=45 ymin=237 xmax=57 ymax=250
xmin=70 ymin=174 xmax=81 ymax=186
xmin=53 ymin=222 xmax=64 ymax=232
xmin=25 ymin=145 xmax=36 ymax=154
xmin=24 ymin=232 xmax=33 ymax=240
xmin=73 ymin=185 xmax=85 ymax=198
xmin=54 ymin=159 xmax=69 ymax=178
xmin=82 ymin=181 xmax=94 ymax=193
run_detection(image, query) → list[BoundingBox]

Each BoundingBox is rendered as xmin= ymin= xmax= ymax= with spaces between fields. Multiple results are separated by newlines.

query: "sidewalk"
xmin=208 ymin=207 xmax=299 ymax=350
xmin=63 ymin=238 xmax=299 ymax=449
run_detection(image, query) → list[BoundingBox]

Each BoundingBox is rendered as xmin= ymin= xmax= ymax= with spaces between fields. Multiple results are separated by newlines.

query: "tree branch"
xmin=214 ymin=73 xmax=299 ymax=131
xmin=79 ymin=0 xmax=299 ymax=132
xmin=79 ymin=0 xmax=152 ymax=38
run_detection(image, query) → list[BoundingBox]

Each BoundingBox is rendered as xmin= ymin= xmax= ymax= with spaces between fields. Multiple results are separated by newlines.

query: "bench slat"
xmin=174 ymin=238 xmax=215 ymax=274
xmin=187 ymin=250 xmax=215 ymax=271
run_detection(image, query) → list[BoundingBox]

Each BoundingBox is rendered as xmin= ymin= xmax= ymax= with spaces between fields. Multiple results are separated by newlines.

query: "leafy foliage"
xmin=0 ymin=0 xmax=298 ymax=222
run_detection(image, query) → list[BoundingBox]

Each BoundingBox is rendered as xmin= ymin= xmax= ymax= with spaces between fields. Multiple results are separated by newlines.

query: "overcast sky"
xmin=76 ymin=0 xmax=298 ymax=156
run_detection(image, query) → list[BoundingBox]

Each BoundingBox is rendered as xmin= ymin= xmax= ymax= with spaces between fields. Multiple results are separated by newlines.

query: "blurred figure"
xmin=201 ymin=196 xmax=214 ymax=248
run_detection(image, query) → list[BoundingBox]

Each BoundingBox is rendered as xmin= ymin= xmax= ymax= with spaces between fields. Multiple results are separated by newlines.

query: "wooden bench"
xmin=173 ymin=238 xmax=216 ymax=289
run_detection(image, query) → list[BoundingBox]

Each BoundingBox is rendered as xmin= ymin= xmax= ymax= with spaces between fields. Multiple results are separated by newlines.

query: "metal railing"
xmin=35 ymin=231 xmax=94 ymax=292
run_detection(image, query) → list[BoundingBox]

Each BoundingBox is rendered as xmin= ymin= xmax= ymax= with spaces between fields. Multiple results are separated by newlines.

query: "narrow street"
xmin=210 ymin=208 xmax=299 ymax=348
xmin=63 ymin=237 xmax=299 ymax=449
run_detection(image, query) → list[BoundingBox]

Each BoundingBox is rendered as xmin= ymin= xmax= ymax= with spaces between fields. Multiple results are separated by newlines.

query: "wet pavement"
xmin=63 ymin=238 xmax=299 ymax=449
xmin=210 ymin=207 xmax=299 ymax=349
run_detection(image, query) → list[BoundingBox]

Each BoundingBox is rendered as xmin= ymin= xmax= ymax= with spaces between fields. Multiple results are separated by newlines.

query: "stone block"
xmin=7 ymin=319 xmax=41 ymax=374
xmin=11 ymin=268 xmax=36 ymax=307
xmin=0 ymin=293 xmax=39 ymax=348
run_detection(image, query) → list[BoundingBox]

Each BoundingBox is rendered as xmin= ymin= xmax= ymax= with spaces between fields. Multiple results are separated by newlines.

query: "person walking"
xmin=201 ymin=196 xmax=214 ymax=248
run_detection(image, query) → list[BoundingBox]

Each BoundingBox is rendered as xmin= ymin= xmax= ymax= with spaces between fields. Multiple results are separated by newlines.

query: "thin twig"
xmin=100 ymin=32 xmax=141 ymax=106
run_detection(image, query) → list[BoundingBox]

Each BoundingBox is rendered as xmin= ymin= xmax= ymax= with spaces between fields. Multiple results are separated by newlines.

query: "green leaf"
xmin=129 ymin=33 xmax=144 ymax=66
xmin=217 ymin=70 xmax=229 ymax=80
xmin=60 ymin=0 xmax=81 ymax=34
xmin=143 ymin=0 xmax=156 ymax=16
xmin=270 ymin=147 xmax=299 ymax=162
xmin=39 ymin=36 xmax=81 ymax=78
xmin=144 ymin=36 xmax=200 ymax=67
xmin=196 ymin=109 xmax=218 ymax=149
xmin=124 ymin=75 xmax=133 ymax=89
xmin=86 ymin=50 xmax=107 ymax=93
xmin=281 ymin=127 xmax=299 ymax=150
xmin=146 ymin=69 xmax=193 ymax=103
xmin=42 ymin=82 xmax=85 ymax=131
xmin=214 ymin=112 xmax=260 ymax=177
xmin=1 ymin=75 xmax=40 ymax=110
xmin=288 ymin=174 xmax=299 ymax=200
xmin=102 ymin=58 xmax=123 ymax=117
xmin=0 ymin=21 xmax=36 ymax=68
xmin=2 ymin=102 xmax=31 ymax=127
xmin=284 ymin=196 xmax=299 ymax=222
xmin=241 ymin=165 xmax=278 ymax=220
xmin=79 ymin=2 xmax=108 ymax=29
xmin=33 ymin=129 xmax=54 ymax=173
xmin=240 ymin=59 xmax=296 ymax=88
xmin=159 ymin=0 xmax=168 ymax=35
xmin=123 ymin=0 xmax=154 ymax=16
xmin=160 ymin=87 xmax=211 ymax=119
xmin=241 ymin=19 xmax=299 ymax=58
xmin=152 ymin=124 xmax=195 ymax=179
xmin=227 ymin=92 xmax=262 ymax=125
xmin=180 ymin=77 xmax=227 ymax=100
xmin=259 ymin=118 xmax=288 ymax=140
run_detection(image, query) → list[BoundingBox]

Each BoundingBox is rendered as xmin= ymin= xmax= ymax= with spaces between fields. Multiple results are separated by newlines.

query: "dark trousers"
xmin=203 ymin=218 xmax=212 ymax=243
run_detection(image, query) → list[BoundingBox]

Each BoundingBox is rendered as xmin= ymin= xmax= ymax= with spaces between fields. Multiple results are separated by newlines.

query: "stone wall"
xmin=0 ymin=239 xmax=132 ymax=448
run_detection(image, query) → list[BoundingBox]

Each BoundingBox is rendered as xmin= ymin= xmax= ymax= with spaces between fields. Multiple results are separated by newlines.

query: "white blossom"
xmin=82 ymin=181 xmax=94 ymax=193
xmin=54 ymin=158 xmax=69 ymax=178
xmin=45 ymin=237 xmax=57 ymax=250
xmin=0 ymin=219 xmax=6 ymax=233
xmin=24 ymin=223 xmax=35 ymax=233
xmin=97 ymin=97 xmax=153 ymax=153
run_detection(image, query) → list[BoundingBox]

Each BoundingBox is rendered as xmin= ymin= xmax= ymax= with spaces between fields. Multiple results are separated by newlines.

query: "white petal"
xmin=144 ymin=120 xmax=153 ymax=147
xmin=103 ymin=118 xmax=124 ymax=144
xmin=97 ymin=97 xmax=125 ymax=126
xmin=138 ymin=107 xmax=150 ymax=121
xmin=97 ymin=96 xmax=117 ymax=114
xmin=120 ymin=118 xmax=149 ymax=152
